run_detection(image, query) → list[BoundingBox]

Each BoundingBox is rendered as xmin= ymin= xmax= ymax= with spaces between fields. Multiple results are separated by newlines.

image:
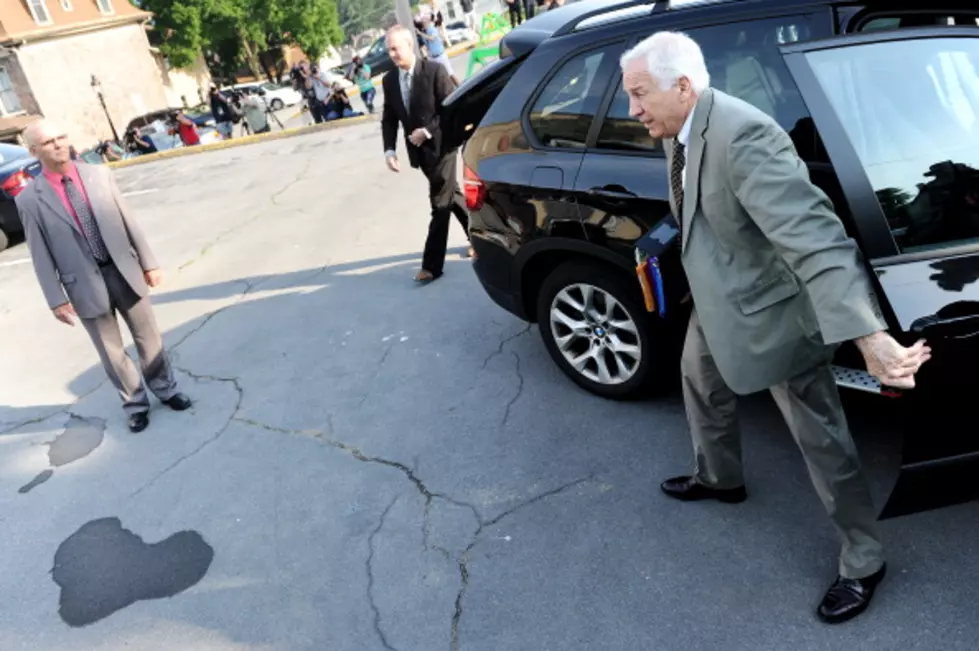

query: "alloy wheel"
xmin=549 ymin=283 xmax=642 ymax=385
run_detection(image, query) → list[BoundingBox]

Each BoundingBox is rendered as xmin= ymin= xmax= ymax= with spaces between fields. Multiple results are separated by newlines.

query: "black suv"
xmin=445 ymin=0 xmax=979 ymax=517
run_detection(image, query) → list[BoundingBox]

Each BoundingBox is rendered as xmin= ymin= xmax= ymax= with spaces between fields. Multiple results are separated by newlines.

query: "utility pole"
xmin=394 ymin=0 xmax=421 ymax=55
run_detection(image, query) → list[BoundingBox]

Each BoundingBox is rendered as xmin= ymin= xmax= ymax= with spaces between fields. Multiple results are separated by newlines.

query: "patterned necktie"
xmin=670 ymin=139 xmax=686 ymax=227
xmin=63 ymin=176 xmax=109 ymax=263
xmin=400 ymin=69 xmax=412 ymax=112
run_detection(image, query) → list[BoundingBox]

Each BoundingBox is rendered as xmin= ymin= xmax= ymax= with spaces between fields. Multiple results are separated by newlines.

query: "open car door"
xmin=778 ymin=27 xmax=979 ymax=519
xmin=440 ymin=53 xmax=526 ymax=154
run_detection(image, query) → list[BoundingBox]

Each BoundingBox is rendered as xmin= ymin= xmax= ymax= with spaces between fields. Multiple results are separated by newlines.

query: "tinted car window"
xmin=529 ymin=48 xmax=612 ymax=149
xmin=857 ymin=12 xmax=979 ymax=31
xmin=807 ymin=37 xmax=979 ymax=254
xmin=596 ymin=16 xmax=817 ymax=158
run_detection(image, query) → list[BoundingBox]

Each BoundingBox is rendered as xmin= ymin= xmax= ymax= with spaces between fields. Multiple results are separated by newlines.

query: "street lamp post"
xmin=90 ymin=75 xmax=120 ymax=143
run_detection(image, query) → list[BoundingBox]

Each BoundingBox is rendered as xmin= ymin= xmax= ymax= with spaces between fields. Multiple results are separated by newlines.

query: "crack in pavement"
xmin=480 ymin=324 xmax=532 ymax=371
xmin=168 ymin=278 xmax=258 ymax=352
xmin=449 ymin=476 xmax=592 ymax=651
xmin=368 ymin=498 xmax=401 ymax=651
xmin=500 ymin=351 xmax=525 ymax=429
xmin=231 ymin=414 xmax=592 ymax=651
xmin=177 ymin=156 xmax=316 ymax=272
xmin=357 ymin=345 xmax=394 ymax=409
xmin=129 ymin=368 xmax=244 ymax=498
xmin=0 ymin=378 xmax=110 ymax=437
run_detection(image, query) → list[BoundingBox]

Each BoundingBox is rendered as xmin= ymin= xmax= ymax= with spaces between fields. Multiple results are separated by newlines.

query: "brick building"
xmin=0 ymin=0 xmax=210 ymax=147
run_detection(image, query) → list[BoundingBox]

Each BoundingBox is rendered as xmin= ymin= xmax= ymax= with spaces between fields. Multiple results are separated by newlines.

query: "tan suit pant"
xmin=80 ymin=262 xmax=177 ymax=415
xmin=680 ymin=310 xmax=884 ymax=579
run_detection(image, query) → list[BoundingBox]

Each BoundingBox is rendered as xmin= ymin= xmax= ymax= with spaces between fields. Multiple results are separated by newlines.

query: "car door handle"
xmin=587 ymin=186 xmax=638 ymax=201
xmin=910 ymin=312 xmax=979 ymax=340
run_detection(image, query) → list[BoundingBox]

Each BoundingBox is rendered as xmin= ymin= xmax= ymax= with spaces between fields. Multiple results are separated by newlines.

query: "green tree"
xmin=336 ymin=0 xmax=391 ymax=42
xmin=142 ymin=0 xmax=344 ymax=80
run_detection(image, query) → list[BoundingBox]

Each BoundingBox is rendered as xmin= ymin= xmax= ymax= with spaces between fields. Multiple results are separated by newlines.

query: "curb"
xmin=107 ymin=115 xmax=373 ymax=169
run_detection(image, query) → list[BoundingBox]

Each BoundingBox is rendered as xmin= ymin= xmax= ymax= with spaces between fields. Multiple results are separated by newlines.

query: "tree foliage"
xmin=336 ymin=0 xmax=394 ymax=42
xmin=143 ymin=0 xmax=344 ymax=76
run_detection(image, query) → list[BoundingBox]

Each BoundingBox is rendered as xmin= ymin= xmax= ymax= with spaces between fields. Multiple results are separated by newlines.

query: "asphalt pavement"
xmin=0 ymin=69 xmax=977 ymax=650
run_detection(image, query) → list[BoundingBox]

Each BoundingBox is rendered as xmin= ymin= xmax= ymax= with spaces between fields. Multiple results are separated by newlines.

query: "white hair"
xmin=620 ymin=31 xmax=710 ymax=93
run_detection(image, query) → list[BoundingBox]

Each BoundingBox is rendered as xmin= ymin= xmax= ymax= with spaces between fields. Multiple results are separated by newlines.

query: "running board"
xmin=831 ymin=365 xmax=901 ymax=398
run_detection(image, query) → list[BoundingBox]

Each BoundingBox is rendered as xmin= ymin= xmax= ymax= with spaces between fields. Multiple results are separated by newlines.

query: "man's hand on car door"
xmin=855 ymin=331 xmax=932 ymax=389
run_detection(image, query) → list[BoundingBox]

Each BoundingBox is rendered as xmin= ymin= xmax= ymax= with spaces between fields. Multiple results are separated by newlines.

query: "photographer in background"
xmin=124 ymin=127 xmax=154 ymax=155
xmin=324 ymin=82 xmax=362 ymax=121
xmin=241 ymin=88 xmax=272 ymax=134
xmin=209 ymin=86 xmax=237 ymax=139
xmin=172 ymin=110 xmax=200 ymax=146
xmin=347 ymin=55 xmax=376 ymax=114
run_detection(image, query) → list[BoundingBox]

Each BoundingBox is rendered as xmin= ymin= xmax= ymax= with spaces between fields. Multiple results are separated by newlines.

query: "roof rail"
xmin=554 ymin=0 xmax=745 ymax=37
xmin=553 ymin=0 xmax=660 ymax=37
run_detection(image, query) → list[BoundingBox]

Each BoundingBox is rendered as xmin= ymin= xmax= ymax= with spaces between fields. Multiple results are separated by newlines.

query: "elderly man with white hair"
xmin=619 ymin=32 xmax=932 ymax=623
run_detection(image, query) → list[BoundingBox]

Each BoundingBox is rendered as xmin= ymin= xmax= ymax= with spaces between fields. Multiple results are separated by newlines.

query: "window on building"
xmin=27 ymin=0 xmax=52 ymax=25
xmin=96 ymin=0 xmax=114 ymax=14
xmin=0 ymin=68 xmax=23 ymax=115
xmin=807 ymin=37 xmax=979 ymax=254
xmin=529 ymin=46 xmax=621 ymax=149
xmin=60 ymin=0 xmax=72 ymax=10
xmin=597 ymin=16 xmax=820 ymax=159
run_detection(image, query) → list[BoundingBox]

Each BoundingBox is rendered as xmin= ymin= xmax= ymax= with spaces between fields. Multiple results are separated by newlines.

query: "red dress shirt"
xmin=42 ymin=163 xmax=92 ymax=231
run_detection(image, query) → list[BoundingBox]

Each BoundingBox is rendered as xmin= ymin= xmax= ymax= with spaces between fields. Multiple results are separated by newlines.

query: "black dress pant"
xmin=421 ymin=152 xmax=469 ymax=277
xmin=507 ymin=2 xmax=523 ymax=27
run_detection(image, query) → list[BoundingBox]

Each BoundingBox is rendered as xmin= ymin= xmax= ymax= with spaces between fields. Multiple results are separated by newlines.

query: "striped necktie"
xmin=670 ymin=140 xmax=686 ymax=231
xmin=63 ymin=176 xmax=109 ymax=263
xmin=400 ymin=69 xmax=412 ymax=112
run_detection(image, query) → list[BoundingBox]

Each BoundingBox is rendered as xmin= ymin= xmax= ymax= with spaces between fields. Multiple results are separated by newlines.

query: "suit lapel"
xmin=681 ymin=89 xmax=714 ymax=253
xmin=76 ymin=163 xmax=107 ymax=221
xmin=35 ymin=175 xmax=81 ymax=235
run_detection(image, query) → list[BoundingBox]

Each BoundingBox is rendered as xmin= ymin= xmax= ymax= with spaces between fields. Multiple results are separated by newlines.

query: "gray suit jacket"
xmin=669 ymin=88 xmax=885 ymax=394
xmin=16 ymin=163 xmax=158 ymax=319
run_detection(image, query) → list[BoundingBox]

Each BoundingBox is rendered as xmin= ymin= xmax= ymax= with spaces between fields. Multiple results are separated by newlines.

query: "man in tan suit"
xmin=619 ymin=33 xmax=931 ymax=623
xmin=17 ymin=120 xmax=191 ymax=433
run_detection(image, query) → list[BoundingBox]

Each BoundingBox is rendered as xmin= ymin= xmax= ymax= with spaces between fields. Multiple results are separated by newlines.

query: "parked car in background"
xmin=0 ymin=143 xmax=42 ymax=251
xmin=224 ymin=82 xmax=303 ymax=111
xmin=444 ymin=0 xmax=979 ymax=518
xmin=352 ymin=36 xmax=396 ymax=80
xmin=126 ymin=107 xmax=215 ymax=132
xmin=445 ymin=21 xmax=477 ymax=45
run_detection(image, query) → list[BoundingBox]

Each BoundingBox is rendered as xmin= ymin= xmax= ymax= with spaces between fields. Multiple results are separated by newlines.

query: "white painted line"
xmin=121 ymin=188 xmax=159 ymax=197
xmin=0 ymin=258 xmax=31 ymax=268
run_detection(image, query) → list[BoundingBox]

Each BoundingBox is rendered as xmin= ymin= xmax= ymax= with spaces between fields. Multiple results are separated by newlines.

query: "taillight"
xmin=463 ymin=164 xmax=486 ymax=211
xmin=1 ymin=169 xmax=31 ymax=197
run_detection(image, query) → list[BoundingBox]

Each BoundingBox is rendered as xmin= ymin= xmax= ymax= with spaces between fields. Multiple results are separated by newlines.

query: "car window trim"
xmin=872 ymin=243 xmax=979 ymax=268
xmin=780 ymin=48 xmax=899 ymax=260
xmin=847 ymin=8 xmax=979 ymax=34
xmin=521 ymin=37 xmax=629 ymax=153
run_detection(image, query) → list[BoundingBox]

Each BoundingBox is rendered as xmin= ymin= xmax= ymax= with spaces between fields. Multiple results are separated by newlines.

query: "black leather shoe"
xmin=128 ymin=412 xmax=150 ymax=433
xmin=660 ymin=476 xmax=747 ymax=503
xmin=164 ymin=393 xmax=193 ymax=411
xmin=817 ymin=564 xmax=887 ymax=624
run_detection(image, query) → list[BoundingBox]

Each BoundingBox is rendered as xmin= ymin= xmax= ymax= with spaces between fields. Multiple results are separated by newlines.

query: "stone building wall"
xmin=16 ymin=22 xmax=169 ymax=147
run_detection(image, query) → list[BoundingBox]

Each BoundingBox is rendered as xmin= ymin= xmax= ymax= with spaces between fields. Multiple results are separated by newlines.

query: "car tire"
xmin=0 ymin=228 xmax=8 ymax=253
xmin=536 ymin=261 xmax=666 ymax=400
xmin=270 ymin=98 xmax=284 ymax=111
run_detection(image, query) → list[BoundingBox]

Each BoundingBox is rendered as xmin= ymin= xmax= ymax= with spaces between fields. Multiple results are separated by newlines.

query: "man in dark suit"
xmin=381 ymin=24 xmax=470 ymax=283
